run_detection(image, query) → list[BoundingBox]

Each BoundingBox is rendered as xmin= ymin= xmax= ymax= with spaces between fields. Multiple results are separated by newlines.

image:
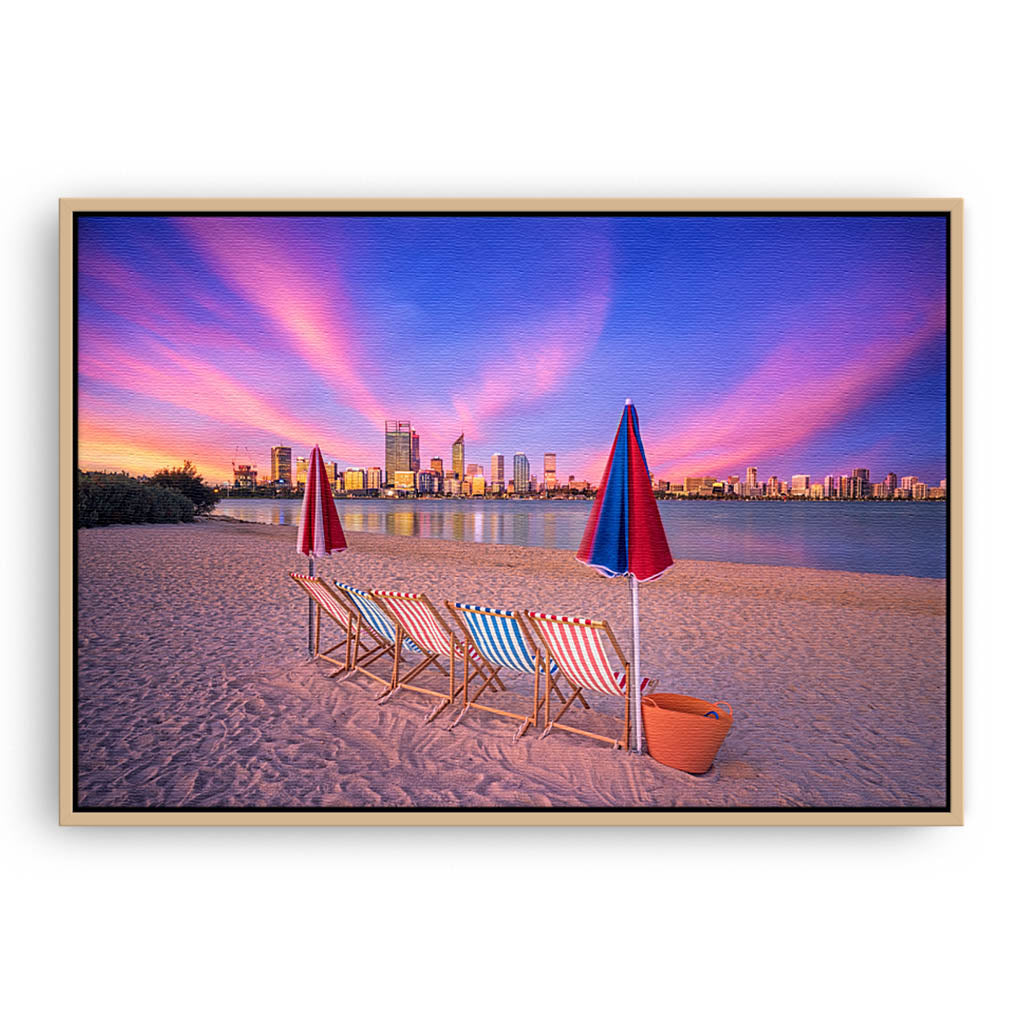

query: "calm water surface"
xmin=219 ymin=498 xmax=947 ymax=579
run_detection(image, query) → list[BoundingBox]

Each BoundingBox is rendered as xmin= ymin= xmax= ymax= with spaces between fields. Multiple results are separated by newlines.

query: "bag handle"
xmin=711 ymin=700 xmax=733 ymax=716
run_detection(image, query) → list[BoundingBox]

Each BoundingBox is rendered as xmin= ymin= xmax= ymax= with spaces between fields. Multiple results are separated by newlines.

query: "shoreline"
xmin=191 ymin=516 xmax=946 ymax=584
xmin=75 ymin=522 xmax=947 ymax=809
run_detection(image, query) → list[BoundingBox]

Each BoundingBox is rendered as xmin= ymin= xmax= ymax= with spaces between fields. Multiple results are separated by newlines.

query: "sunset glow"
xmin=77 ymin=214 xmax=947 ymax=485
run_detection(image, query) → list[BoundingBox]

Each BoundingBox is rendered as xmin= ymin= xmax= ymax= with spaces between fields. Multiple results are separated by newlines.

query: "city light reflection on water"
xmin=220 ymin=497 xmax=947 ymax=578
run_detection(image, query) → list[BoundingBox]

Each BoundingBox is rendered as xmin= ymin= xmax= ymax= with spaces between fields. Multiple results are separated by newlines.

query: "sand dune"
xmin=75 ymin=520 xmax=947 ymax=809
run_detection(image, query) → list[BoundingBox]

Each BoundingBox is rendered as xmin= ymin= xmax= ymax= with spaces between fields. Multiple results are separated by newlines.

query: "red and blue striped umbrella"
xmin=577 ymin=400 xmax=672 ymax=750
xmin=297 ymin=445 xmax=347 ymax=653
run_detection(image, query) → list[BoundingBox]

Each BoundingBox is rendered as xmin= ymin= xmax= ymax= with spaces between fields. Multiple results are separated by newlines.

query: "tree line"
xmin=77 ymin=462 xmax=218 ymax=527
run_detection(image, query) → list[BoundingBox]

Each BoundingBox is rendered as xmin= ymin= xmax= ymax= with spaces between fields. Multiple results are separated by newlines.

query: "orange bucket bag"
xmin=641 ymin=695 xmax=733 ymax=774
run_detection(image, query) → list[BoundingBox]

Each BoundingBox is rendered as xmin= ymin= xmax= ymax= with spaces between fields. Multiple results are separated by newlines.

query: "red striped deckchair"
xmin=369 ymin=590 xmax=490 ymax=722
xmin=289 ymin=574 xmax=354 ymax=676
xmin=525 ymin=611 xmax=657 ymax=749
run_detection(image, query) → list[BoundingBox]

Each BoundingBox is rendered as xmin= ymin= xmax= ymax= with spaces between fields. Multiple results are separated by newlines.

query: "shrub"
xmin=77 ymin=473 xmax=196 ymax=527
xmin=150 ymin=460 xmax=218 ymax=515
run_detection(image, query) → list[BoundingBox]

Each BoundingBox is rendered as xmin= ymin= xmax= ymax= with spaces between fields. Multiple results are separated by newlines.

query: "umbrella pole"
xmin=630 ymin=574 xmax=644 ymax=754
xmin=307 ymin=556 xmax=315 ymax=656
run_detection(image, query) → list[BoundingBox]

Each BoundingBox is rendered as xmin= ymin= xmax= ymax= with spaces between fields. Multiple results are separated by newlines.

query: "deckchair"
xmin=289 ymin=574 xmax=355 ymax=676
xmin=333 ymin=582 xmax=422 ymax=696
xmin=369 ymin=590 xmax=490 ymax=723
xmin=445 ymin=602 xmax=575 ymax=740
xmin=525 ymin=611 xmax=657 ymax=749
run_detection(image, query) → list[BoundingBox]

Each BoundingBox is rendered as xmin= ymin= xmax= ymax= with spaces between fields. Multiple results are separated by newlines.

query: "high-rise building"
xmin=491 ymin=453 xmax=504 ymax=488
xmin=366 ymin=467 xmax=382 ymax=491
xmin=295 ymin=457 xmax=308 ymax=488
xmin=791 ymin=474 xmax=810 ymax=496
xmin=745 ymin=467 xmax=757 ymax=492
xmin=385 ymin=421 xmax=414 ymax=486
xmin=544 ymin=453 xmax=557 ymax=491
xmin=417 ymin=470 xmax=440 ymax=494
xmin=394 ymin=470 xmax=416 ymax=492
xmin=884 ymin=472 xmax=898 ymax=496
xmin=452 ymin=434 xmax=465 ymax=481
xmin=513 ymin=452 xmax=529 ymax=493
xmin=471 ymin=475 xmax=486 ymax=496
xmin=822 ymin=475 xmax=836 ymax=498
xmin=410 ymin=431 xmax=420 ymax=474
xmin=912 ymin=481 xmax=928 ymax=500
xmin=344 ymin=468 xmax=366 ymax=492
xmin=853 ymin=467 xmax=870 ymax=484
xmin=233 ymin=463 xmax=257 ymax=490
xmin=270 ymin=446 xmax=292 ymax=487
xmin=430 ymin=457 xmax=444 ymax=476
xmin=466 ymin=463 xmax=482 ymax=478
xmin=900 ymin=475 xmax=919 ymax=491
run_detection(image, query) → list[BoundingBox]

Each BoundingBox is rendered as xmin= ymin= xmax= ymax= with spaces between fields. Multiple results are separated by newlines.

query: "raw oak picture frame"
xmin=58 ymin=197 xmax=963 ymax=826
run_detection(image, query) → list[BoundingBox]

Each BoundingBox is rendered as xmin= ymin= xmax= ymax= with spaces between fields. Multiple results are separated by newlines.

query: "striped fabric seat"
xmin=371 ymin=590 xmax=480 ymax=662
xmin=527 ymin=612 xmax=653 ymax=697
xmin=335 ymin=583 xmax=420 ymax=654
xmin=289 ymin=573 xmax=356 ymax=677
xmin=452 ymin=603 xmax=557 ymax=677
xmin=292 ymin=574 xmax=352 ymax=628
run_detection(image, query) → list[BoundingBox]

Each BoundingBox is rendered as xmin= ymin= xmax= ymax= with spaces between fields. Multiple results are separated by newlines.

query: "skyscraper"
xmin=410 ymin=431 xmax=420 ymax=474
xmin=452 ymin=433 xmax=465 ymax=481
xmin=295 ymin=457 xmax=308 ymax=488
xmin=491 ymin=453 xmax=504 ymax=488
xmin=544 ymin=452 xmax=557 ymax=491
xmin=270 ymin=446 xmax=292 ymax=487
xmin=513 ymin=452 xmax=529 ymax=493
xmin=745 ymin=466 xmax=757 ymax=492
xmin=385 ymin=420 xmax=414 ymax=485
xmin=430 ymin=457 xmax=444 ymax=476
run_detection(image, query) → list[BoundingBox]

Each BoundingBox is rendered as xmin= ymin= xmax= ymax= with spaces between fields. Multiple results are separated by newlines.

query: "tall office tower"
xmin=767 ymin=475 xmax=779 ymax=496
xmin=295 ymin=457 xmax=308 ymax=487
xmin=410 ymin=431 xmax=420 ymax=474
xmin=491 ymin=453 xmax=504 ymax=488
xmin=430 ymin=457 xmax=444 ymax=476
xmin=884 ymin=472 xmax=898 ymax=496
xmin=270 ymin=446 xmax=292 ymax=487
xmin=384 ymin=420 xmax=414 ymax=486
xmin=452 ymin=433 xmax=465 ymax=481
xmin=853 ymin=467 xmax=870 ymax=484
xmin=745 ymin=466 xmax=758 ymax=492
xmin=513 ymin=452 xmax=529 ymax=493
xmin=366 ymin=467 xmax=382 ymax=490
xmin=543 ymin=452 xmax=557 ymax=490
xmin=822 ymin=475 xmax=835 ymax=498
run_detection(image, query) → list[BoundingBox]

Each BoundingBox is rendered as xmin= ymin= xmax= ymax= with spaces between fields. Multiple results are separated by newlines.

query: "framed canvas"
xmin=59 ymin=198 xmax=963 ymax=825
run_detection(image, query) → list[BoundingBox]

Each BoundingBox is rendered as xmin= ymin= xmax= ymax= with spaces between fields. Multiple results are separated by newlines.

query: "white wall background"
xmin=3 ymin=2 xmax=1019 ymax=1021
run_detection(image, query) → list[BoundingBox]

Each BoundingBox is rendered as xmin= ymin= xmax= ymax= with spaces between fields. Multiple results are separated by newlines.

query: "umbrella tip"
xmin=625 ymin=397 xmax=633 ymax=405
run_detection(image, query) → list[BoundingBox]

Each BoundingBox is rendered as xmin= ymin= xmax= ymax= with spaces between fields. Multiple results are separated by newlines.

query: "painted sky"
xmin=77 ymin=214 xmax=948 ymax=486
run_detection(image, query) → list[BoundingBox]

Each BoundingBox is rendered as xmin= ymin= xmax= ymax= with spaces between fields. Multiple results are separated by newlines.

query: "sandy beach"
xmin=75 ymin=520 xmax=947 ymax=809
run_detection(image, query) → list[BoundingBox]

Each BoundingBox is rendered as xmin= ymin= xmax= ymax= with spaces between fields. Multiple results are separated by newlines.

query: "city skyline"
xmin=77 ymin=215 xmax=948 ymax=484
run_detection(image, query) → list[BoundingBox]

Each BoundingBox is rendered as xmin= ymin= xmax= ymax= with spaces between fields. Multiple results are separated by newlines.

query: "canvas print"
xmin=64 ymin=203 xmax=957 ymax=821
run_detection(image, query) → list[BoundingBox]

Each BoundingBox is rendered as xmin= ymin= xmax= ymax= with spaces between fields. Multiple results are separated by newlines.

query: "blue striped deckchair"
xmin=333 ymin=582 xmax=422 ymax=697
xmin=445 ymin=602 xmax=576 ymax=740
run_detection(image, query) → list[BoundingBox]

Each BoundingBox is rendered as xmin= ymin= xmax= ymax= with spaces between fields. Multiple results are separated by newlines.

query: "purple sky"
xmin=77 ymin=214 xmax=948 ymax=486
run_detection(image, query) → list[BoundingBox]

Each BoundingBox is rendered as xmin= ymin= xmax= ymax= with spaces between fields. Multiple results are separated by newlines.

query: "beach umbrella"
xmin=576 ymin=400 xmax=673 ymax=752
xmin=297 ymin=444 xmax=347 ymax=654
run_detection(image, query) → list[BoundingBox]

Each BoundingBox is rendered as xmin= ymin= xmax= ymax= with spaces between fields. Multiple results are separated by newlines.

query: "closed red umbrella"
xmin=297 ymin=445 xmax=347 ymax=653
